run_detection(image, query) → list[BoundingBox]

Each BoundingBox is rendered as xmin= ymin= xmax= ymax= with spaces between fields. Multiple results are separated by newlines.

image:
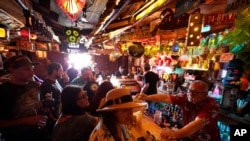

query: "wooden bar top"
xmin=130 ymin=114 xmax=173 ymax=141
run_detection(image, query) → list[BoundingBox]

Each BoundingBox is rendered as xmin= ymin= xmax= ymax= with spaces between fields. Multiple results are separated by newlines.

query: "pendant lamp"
xmin=56 ymin=0 xmax=86 ymax=21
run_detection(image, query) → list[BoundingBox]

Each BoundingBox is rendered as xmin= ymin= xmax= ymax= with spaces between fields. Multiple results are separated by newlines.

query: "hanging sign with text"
xmin=225 ymin=0 xmax=250 ymax=13
xmin=204 ymin=12 xmax=236 ymax=26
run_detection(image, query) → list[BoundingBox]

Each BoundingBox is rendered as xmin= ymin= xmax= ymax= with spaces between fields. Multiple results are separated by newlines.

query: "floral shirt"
xmin=170 ymin=94 xmax=221 ymax=141
xmin=89 ymin=121 xmax=135 ymax=141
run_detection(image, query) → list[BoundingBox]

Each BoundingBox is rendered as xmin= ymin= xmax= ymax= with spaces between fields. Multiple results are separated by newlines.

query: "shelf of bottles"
xmin=218 ymin=121 xmax=230 ymax=141
xmin=152 ymin=102 xmax=183 ymax=128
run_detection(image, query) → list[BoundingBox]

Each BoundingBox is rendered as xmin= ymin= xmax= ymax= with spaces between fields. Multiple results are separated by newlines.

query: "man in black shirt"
xmin=141 ymin=63 xmax=160 ymax=114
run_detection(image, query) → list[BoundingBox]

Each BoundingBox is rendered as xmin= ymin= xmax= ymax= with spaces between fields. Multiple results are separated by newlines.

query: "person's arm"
xmin=138 ymin=93 xmax=172 ymax=104
xmin=160 ymin=117 xmax=206 ymax=140
xmin=157 ymin=80 xmax=161 ymax=88
xmin=140 ymin=83 xmax=149 ymax=93
xmin=0 ymin=115 xmax=47 ymax=129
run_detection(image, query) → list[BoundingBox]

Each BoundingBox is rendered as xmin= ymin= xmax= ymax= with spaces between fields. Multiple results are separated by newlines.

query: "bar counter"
xmin=130 ymin=114 xmax=173 ymax=141
xmin=218 ymin=108 xmax=250 ymax=125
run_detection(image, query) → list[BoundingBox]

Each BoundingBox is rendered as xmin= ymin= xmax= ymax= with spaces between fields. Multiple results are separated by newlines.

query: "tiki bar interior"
xmin=1 ymin=0 xmax=250 ymax=141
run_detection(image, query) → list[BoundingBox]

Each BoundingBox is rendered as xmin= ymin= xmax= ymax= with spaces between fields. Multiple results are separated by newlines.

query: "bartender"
xmin=137 ymin=80 xmax=221 ymax=141
xmin=114 ymin=65 xmax=127 ymax=78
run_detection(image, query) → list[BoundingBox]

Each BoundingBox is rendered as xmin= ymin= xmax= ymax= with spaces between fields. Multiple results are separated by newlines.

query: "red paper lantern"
xmin=20 ymin=27 xmax=30 ymax=37
xmin=56 ymin=0 xmax=86 ymax=21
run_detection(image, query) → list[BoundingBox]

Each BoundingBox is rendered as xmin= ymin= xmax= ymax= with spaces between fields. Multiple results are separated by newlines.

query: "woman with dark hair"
xmin=52 ymin=85 xmax=98 ymax=141
xmin=89 ymin=88 xmax=147 ymax=141
xmin=88 ymin=81 xmax=114 ymax=116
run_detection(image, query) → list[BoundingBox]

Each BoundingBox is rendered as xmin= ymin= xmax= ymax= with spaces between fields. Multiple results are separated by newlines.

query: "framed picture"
xmin=0 ymin=54 xmax=3 ymax=70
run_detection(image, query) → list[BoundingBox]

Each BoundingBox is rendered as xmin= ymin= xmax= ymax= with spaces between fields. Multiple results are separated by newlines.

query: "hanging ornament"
xmin=127 ymin=42 xmax=145 ymax=58
xmin=65 ymin=28 xmax=80 ymax=43
xmin=172 ymin=43 xmax=180 ymax=52
xmin=56 ymin=0 xmax=86 ymax=21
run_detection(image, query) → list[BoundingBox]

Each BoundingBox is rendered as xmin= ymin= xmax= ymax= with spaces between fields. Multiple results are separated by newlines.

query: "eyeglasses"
xmin=187 ymin=89 xmax=207 ymax=96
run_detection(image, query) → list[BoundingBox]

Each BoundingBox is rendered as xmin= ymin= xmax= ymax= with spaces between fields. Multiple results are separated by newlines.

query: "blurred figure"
xmin=235 ymin=71 xmax=250 ymax=116
xmin=83 ymin=81 xmax=99 ymax=105
xmin=71 ymin=67 xmax=95 ymax=86
xmin=127 ymin=66 xmax=137 ymax=79
xmin=92 ymin=65 xmax=103 ymax=80
xmin=67 ymin=63 xmax=78 ymax=83
xmin=58 ymin=70 xmax=69 ymax=88
xmin=40 ymin=62 xmax=63 ymax=137
xmin=0 ymin=55 xmax=48 ymax=141
xmin=88 ymin=81 xmax=114 ymax=116
xmin=89 ymin=88 xmax=146 ymax=141
xmin=52 ymin=85 xmax=98 ymax=141
xmin=33 ymin=74 xmax=43 ymax=86
xmin=137 ymin=80 xmax=221 ymax=141
xmin=114 ymin=66 xmax=127 ymax=78
xmin=141 ymin=63 xmax=160 ymax=114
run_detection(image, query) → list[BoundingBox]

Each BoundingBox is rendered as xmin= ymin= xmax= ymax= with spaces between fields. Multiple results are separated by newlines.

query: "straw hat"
xmin=97 ymin=88 xmax=147 ymax=112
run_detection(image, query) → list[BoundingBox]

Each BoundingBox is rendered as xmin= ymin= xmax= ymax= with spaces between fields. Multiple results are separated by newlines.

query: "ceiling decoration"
xmin=159 ymin=8 xmax=189 ymax=30
xmin=0 ymin=0 xmax=232 ymax=50
xmin=0 ymin=8 xmax=24 ymax=44
xmin=56 ymin=0 xmax=86 ymax=21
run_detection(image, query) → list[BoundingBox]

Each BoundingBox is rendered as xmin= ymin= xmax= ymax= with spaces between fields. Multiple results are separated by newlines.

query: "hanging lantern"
xmin=127 ymin=42 xmax=145 ymax=58
xmin=171 ymin=43 xmax=180 ymax=52
xmin=110 ymin=50 xmax=122 ymax=59
xmin=19 ymin=27 xmax=30 ymax=41
xmin=0 ymin=24 xmax=9 ymax=40
xmin=109 ymin=50 xmax=122 ymax=62
xmin=56 ymin=0 xmax=86 ymax=21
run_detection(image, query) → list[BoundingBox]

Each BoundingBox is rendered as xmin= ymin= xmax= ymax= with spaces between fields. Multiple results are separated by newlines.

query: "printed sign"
xmin=204 ymin=12 xmax=236 ymax=26
xmin=225 ymin=0 xmax=250 ymax=13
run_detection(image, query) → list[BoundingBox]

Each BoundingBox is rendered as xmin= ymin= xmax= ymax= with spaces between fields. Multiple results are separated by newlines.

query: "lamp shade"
xmin=0 ymin=24 xmax=9 ymax=40
xmin=57 ymin=0 xmax=86 ymax=21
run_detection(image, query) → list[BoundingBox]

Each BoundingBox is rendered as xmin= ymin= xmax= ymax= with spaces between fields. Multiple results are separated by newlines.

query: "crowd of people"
xmin=0 ymin=55 xmax=148 ymax=141
xmin=2 ymin=54 xmax=250 ymax=141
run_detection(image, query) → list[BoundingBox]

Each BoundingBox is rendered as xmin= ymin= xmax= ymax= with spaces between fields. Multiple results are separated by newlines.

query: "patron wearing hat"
xmin=89 ymin=88 xmax=146 ymax=141
xmin=0 ymin=55 xmax=48 ymax=141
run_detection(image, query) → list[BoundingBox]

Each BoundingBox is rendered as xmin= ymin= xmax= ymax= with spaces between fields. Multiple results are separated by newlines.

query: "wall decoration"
xmin=186 ymin=9 xmax=203 ymax=47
